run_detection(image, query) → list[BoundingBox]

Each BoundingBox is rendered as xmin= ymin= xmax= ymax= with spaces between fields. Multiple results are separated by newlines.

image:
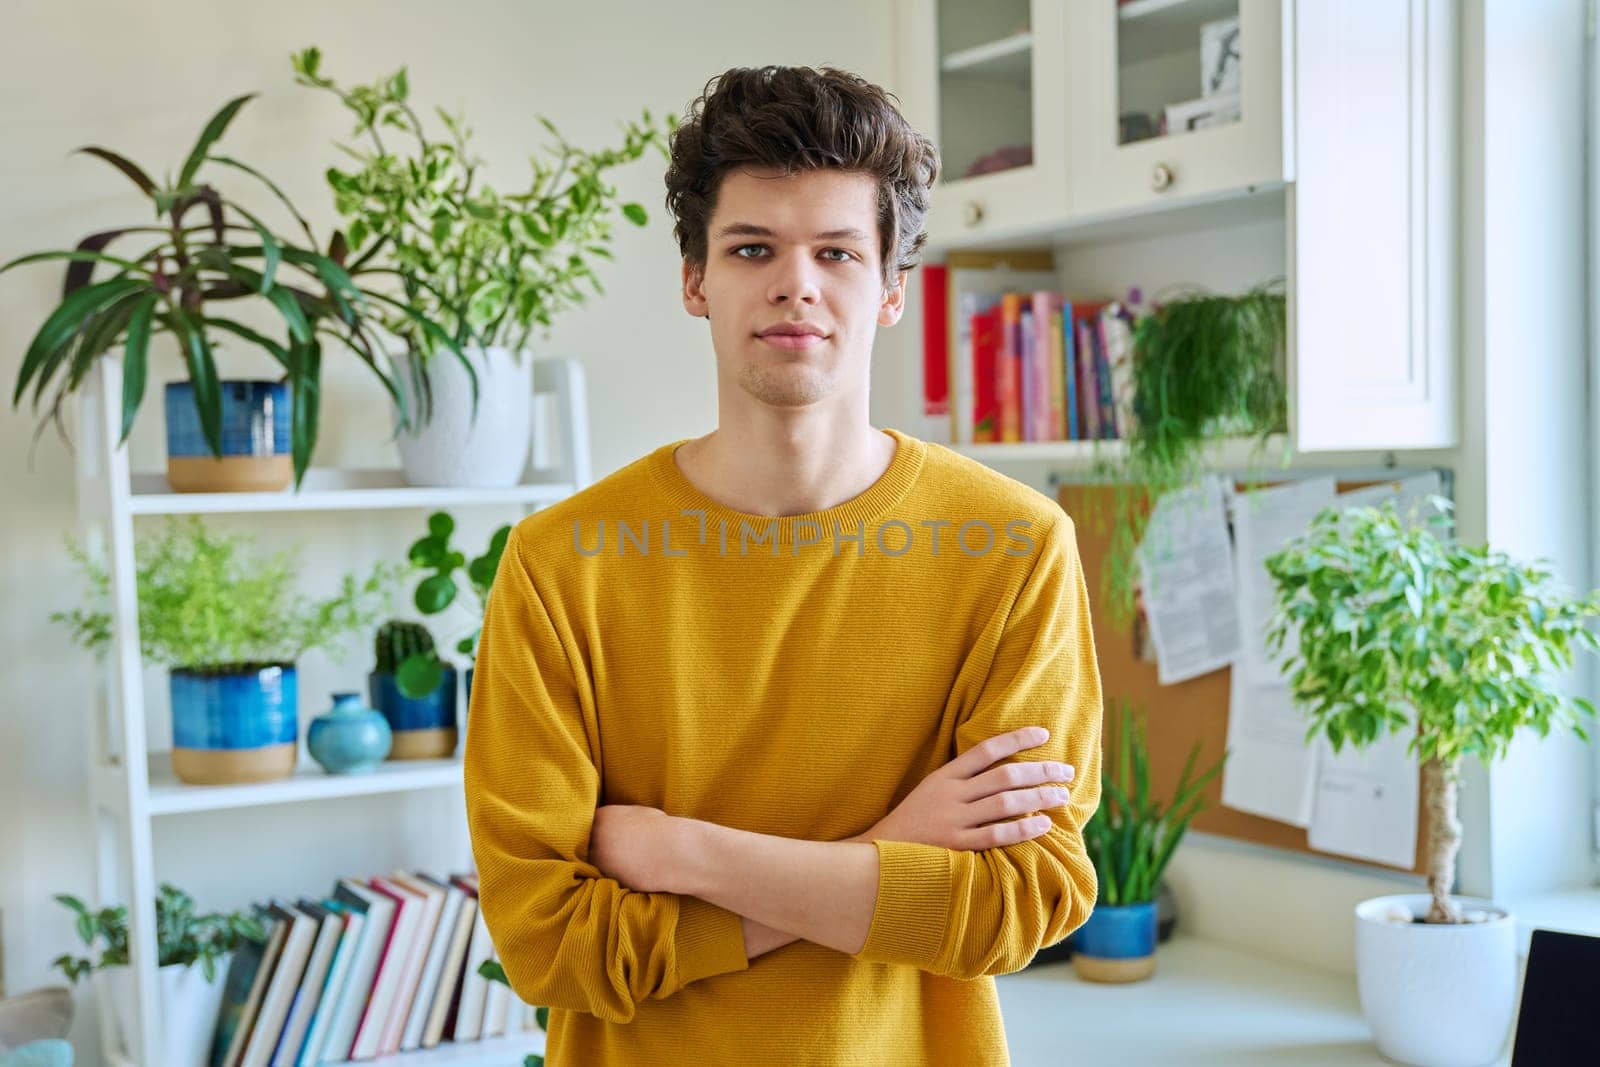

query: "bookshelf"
xmin=73 ymin=353 xmax=590 ymax=1067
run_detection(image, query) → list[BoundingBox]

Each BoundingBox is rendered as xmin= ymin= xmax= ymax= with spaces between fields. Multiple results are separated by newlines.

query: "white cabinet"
xmin=1289 ymin=0 xmax=1458 ymax=451
xmin=895 ymin=0 xmax=1072 ymax=249
xmin=1067 ymin=0 xmax=1291 ymax=218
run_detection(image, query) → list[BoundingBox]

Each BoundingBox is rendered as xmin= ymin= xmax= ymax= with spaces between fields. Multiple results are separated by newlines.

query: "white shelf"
xmin=371 ymin=1030 xmax=546 ymax=1065
xmin=144 ymin=752 xmax=466 ymax=816
xmin=127 ymin=468 xmax=576 ymax=516
xmin=107 ymin=1030 xmax=545 ymax=1067
xmin=950 ymin=434 xmax=1294 ymax=470
xmin=1119 ymin=0 xmax=1236 ymax=26
xmin=941 ymin=30 xmax=1032 ymax=80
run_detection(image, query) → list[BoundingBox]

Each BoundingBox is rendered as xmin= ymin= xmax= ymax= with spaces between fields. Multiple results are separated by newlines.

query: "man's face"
xmin=682 ymin=166 xmax=907 ymax=411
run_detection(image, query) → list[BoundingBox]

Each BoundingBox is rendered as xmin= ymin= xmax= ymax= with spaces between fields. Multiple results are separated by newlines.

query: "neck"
xmin=677 ymin=412 xmax=897 ymax=518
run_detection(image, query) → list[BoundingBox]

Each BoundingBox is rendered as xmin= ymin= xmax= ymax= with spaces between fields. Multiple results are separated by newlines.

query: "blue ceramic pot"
xmin=369 ymin=669 xmax=459 ymax=759
xmin=308 ymin=692 xmax=393 ymax=774
xmin=169 ymin=665 xmax=297 ymax=785
xmin=1072 ymin=901 xmax=1159 ymax=983
xmin=164 ymin=379 xmax=292 ymax=493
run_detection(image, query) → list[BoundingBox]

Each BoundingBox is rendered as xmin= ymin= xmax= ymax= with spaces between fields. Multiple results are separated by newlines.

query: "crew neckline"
xmin=645 ymin=426 xmax=927 ymax=545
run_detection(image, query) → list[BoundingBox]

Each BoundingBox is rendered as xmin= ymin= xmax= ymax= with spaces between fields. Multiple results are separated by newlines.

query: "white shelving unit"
xmin=74 ymin=353 xmax=590 ymax=1067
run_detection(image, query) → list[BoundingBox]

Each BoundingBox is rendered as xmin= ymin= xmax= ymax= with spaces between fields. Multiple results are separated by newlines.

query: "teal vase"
xmin=307 ymin=692 xmax=392 ymax=774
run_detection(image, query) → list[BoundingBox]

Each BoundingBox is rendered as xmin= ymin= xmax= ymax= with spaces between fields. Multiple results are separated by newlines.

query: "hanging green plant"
xmin=1091 ymin=281 xmax=1290 ymax=629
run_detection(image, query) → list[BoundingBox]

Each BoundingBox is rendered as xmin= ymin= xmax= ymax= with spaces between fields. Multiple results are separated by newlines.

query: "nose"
xmin=766 ymin=249 xmax=822 ymax=307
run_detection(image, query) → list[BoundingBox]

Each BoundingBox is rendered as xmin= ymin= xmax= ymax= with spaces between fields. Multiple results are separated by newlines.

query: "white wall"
xmin=0 ymin=2 xmax=898 ymax=1060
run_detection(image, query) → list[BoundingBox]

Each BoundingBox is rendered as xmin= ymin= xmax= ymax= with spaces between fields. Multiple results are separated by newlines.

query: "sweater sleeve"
xmin=851 ymin=512 xmax=1103 ymax=979
xmin=463 ymin=524 xmax=750 ymax=1022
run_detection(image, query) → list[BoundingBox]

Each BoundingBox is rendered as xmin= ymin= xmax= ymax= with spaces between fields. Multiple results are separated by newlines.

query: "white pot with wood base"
xmin=1354 ymin=894 xmax=1516 ymax=1067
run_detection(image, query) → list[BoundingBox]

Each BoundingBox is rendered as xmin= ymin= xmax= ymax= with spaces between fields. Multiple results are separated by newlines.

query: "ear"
xmin=877 ymin=271 xmax=909 ymax=328
xmin=682 ymin=260 xmax=709 ymax=318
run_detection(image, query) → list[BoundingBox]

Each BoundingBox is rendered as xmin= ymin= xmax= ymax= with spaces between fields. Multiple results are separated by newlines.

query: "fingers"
xmin=956 ymin=814 xmax=1054 ymax=850
xmin=965 ymin=758 xmax=1075 ymax=800
xmin=968 ymin=785 xmax=1072 ymax=827
xmin=946 ymin=725 xmax=1052 ymax=779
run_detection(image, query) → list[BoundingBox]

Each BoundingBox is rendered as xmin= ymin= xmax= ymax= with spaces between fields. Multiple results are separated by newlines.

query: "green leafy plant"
xmin=52 ymin=884 xmax=266 ymax=985
xmin=1 ymin=94 xmax=462 ymax=486
xmin=1092 ymin=282 xmax=1290 ymax=628
xmin=1264 ymin=496 xmax=1600 ymax=924
xmin=373 ymin=618 xmax=448 ymax=699
xmin=1083 ymin=700 xmax=1228 ymax=906
xmin=405 ymin=512 xmax=510 ymax=667
xmin=290 ymin=47 xmax=676 ymax=391
xmin=479 ymin=960 xmax=547 ymax=1066
xmin=53 ymin=516 xmax=401 ymax=671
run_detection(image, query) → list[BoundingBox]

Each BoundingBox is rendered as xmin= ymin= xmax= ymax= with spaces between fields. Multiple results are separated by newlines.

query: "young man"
xmin=464 ymin=65 xmax=1103 ymax=1065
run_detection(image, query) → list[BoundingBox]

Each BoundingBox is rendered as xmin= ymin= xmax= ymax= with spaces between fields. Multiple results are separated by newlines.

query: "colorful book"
xmin=1062 ymin=306 xmax=1079 ymax=439
xmin=350 ymin=877 xmax=422 ymax=1060
xmin=241 ymin=902 xmax=317 ymax=1067
xmin=921 ymin=263 xmax=949 ymax=436
xmin=452 ymin=879 xmax=495 ymax=1043
xmin=383 ymin=872 xmax=448 ymax=1055
xmin=296 ymin=898 xmax=363 ymax=1067
xmin=423 ymin=881 xmax=479 ymax=1048
xmin=321 ymin=880 xmax=395 ymax=1062
xmin=400 ymin=876 xmax=465 ymax=1052
xmin=1091 ymin=315 xmax=1118 ymax=438
xmin=1018 ymin=305 xmax=1036 ymax=440
xmin=998 ymin=293 xmax=1025 ymax=442
xmin=209 ymin=913 xmax=274 ymax=1067
xmin=970 ymin=303 xmax=1003 ymax=443
xmin=269 ymin=901 xmax=342 ymax=1067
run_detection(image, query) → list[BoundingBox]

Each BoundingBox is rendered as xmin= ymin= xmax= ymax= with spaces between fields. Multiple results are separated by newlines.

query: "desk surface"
xmin=995 ymin=936 xmax=1513 ymax=1066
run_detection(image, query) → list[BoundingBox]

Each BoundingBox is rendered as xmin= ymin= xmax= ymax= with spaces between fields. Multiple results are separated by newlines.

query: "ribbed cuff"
xmin=672 ymin=896 xmax=750 ymax=988
xmin=853 ymin=840 xmax=952 ymax=969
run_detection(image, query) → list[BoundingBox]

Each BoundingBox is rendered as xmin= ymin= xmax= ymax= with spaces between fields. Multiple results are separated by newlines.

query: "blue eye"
xmin=732 ymin=244 xmax=853 ymax=262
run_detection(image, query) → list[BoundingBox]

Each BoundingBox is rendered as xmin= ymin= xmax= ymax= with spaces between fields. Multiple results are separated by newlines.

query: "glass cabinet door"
xmin=1070 ymin=0 xmax=1286 ymax=218
xmin=1115 ymin=0 xmax=1243 ymax=151
xmin=935 ymin=0 xmax=1036 ymax=183
xmin=922 ymin=0 xmax=1070 ymax=245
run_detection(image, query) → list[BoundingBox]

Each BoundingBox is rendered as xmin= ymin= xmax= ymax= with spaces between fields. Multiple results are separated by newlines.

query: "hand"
xmin=589 ymin=804 xmax=683 ymax=893
xmin=865 ymin=726 xmax=1074 ymax=850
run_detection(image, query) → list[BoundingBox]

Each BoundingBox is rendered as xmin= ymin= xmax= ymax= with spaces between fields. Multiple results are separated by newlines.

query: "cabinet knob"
xmin=1150 ymin=163 xmax=1175 ymax=192
xmin=963 ymin=200 xmax=984 ymax=227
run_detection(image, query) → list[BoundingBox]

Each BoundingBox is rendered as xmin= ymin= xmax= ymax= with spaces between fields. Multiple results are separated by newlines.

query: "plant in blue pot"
xmin=1076 ymin=700 xmax=1227 ymax=983
xmin=1 ymin=92 xmax=473 ymax=494
xmin=53 ymin=516 xmax=399 ymax=785
xmin=403 ymin=512 xmax=513 ymax=720
xmin=369 ymin=620 xmax=457 ymax=760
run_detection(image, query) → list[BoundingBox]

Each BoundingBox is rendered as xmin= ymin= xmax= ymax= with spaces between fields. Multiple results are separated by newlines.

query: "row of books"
xmin=210 ymin=871 xmax=537 ymax=1067
xmin=921 ymin=261 xmax=1140 ymax=446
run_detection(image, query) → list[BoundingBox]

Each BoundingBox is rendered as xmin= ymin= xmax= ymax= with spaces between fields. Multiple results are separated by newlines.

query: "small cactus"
xmin=374 ymin=619 xmax=435 ymax=675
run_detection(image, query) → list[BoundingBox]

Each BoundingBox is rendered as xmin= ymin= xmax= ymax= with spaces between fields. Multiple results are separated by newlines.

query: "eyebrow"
xmin=713 ymin=223 xmax=873 ymax=244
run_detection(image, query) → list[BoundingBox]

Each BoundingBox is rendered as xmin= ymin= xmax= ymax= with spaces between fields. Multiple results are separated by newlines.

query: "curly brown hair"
xmin=664 ymin=65 xmax=940 ymax=291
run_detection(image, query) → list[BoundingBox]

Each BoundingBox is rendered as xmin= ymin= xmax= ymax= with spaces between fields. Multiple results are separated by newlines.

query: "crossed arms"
xmin=462 ymin=514 xmax=1103 ymax=1024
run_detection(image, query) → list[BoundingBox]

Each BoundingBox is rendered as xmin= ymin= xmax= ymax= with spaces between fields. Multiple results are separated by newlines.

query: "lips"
xmin=758 ymin=332 xmax=826 ymax=350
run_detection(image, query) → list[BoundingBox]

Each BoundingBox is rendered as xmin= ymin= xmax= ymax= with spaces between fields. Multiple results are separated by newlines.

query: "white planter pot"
xmin=97 ymin=956 xmax=229 ymax=1067
xmin=395 ymin=345 xmax=534 ymax=487
xmin=1354 ymin=894 xmax=1516 ymax=1067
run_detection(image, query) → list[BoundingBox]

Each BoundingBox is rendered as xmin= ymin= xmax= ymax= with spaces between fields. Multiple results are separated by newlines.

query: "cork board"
xmin=1056 ymin=481 xmax=1430 ymax=875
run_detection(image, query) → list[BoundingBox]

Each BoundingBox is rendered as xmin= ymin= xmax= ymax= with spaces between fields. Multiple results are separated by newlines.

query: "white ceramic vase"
xmin=395 ymin=345 xmax=534 ymax=487
xmin=97 ymin=956 xmax=230 ymax=1067
xmin=1354 ymin=894 xmax=1516 ymax=1067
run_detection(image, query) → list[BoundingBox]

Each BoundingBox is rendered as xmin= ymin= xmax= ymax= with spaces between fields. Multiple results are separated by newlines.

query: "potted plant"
xmin=1263 ymin=496 xmax=1600 ymax=1067
xmin=403 ymin=512 xmax=512 ymax=708
xmin=1094 ymin=282 xmax=1290 ymax=628
xmin=368 ymin=619 xmax=457 ymax=759
xmin=1076 ymin=700 xmax=1227 ymax=983
xmin=53 ymin=516 xmax=399 ymax=784
xmin=52 ymin=885 xmax=264 ymax=1067
xmin=1 ymin=94 xmax=464 ymax=491
xmin=291 ymin=46 xmax=678 ymax=487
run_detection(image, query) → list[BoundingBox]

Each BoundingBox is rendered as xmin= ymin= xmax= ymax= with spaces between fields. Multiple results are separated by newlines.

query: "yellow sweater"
xmin=464 ymin=427 xmax=1103 ymax=1066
